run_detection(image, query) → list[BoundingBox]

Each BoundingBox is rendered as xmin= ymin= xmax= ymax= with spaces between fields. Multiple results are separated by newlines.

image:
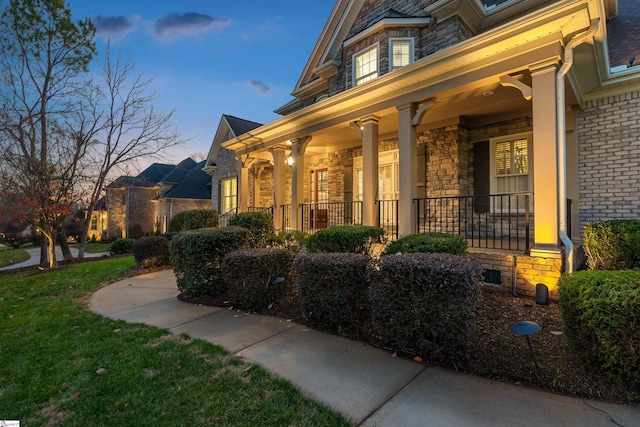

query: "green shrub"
xmin=109 ymin=238 xmax=135 ymax=255
xmin=559 ymin=270 xmax=640 ymax=396
xmin=294 ymin=252 xmax=372 ymax=338
xmin=267 ymin=230 xmax=309 ymax=254
xmin=222 ymin=248 xmax=295 ymax=312
xmin=227 ymin=211 xmax=275 ymax=247
xmin=131 ymin=236 xmax=170 ymax=267
xmin=169 ymin=227 xmax=250 ymax=297
xmin=305 ymin=225 xmax=385 ymax=255
xmin=183 ymin=208 xmax=220 ymax=230
xmin=582 ymin=219 xmax=640 ymax=270
xmin=382 ymin=232 xmax=467 ymax=256
xmin=169 ymin=211 xmax=189 ymax=232
xmin=369 ymin=253 xmax=483 ymax=361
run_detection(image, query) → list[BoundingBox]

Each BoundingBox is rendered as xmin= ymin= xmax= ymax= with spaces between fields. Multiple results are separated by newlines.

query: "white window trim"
xmin=221 ymin=176 xmax=238 ymax=214
xmin=353 ymin=149 xmax=399 ymax=201
xmin=389 ymin=37 xmax=414 ymax=71
xmin=352 ymin=43 xmax=380 ymax=87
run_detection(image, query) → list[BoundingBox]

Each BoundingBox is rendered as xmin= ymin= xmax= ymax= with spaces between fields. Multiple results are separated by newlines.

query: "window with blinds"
xmin=354 ymin=45 xmax=378 ymax=86
xmin=490 ymin=133 xmax=532 ymax=212
xmin=221 ymin=177 xmax=237 ymax=214
xmin=390 ymin=38 xmax=413 ymax=70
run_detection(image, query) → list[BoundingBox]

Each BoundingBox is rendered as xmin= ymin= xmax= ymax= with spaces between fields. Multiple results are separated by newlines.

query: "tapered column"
xmin=271 ymin=148 xmax=286 ymax=231
xmin=397 ymin=103 xmax=418 ymax=237
xmin=290 ymin=137 xmax=311 ymax=230
xmin=530 ymin=60 xmax=561 ymax=256
xmin=237 ymin=158 xmax=250 ymax=213
xmin=361 ymin=115 xmax=380 ymax=226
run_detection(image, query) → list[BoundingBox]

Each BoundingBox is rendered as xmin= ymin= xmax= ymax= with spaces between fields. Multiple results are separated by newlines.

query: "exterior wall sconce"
xmin=286 ymin=155 xmax=293 ymax=166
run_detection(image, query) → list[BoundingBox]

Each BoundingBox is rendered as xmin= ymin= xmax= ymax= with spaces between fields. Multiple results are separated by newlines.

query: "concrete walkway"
xmin=0 ymin=246 xmax=109 ymax=271
xmin=89 ymin=269 xmax=640 ymax=426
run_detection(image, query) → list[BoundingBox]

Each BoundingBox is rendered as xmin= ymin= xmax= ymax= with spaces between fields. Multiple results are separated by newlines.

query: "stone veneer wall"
xmin=106 ymin=186 xmax=158 ymax=238
xmin=577 ymin=90 xmax=640 ymax=231
xmin=210 ymin=147 xmax=238 ymax=212
xmin=468 ymin=251 xmax=564 ymax=300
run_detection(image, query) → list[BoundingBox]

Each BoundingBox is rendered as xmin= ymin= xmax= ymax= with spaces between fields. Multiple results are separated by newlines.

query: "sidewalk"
xmin=89 ymin=269 xmax=640 ymax=426
xmin=0 ymin=246 xmax=109 ymax=271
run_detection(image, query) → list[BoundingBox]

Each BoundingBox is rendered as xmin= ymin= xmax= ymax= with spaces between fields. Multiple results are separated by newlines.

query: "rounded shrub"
xmin=169 ymin=210 xmax=189 ymax=232
xmin=169 ymin=226 xmax=250 ymax=297
xmin=582 ymin=219 xmax=640 ymax=270
xmin=305 ymin=225 xmax=385 ymax=254
xmin=131 ymin=236 xmax=170 ymax=267
xmin=183 ymin=208 xmax=220 ymax=230
xmin=559 ymin=270 xmax=640 ymax=396
xmin=227 ymin=211 xmax=275 ymax=247
xmin=108 ymin=238 xmax=135 ymax=255
xmin=222 ymin=247 xmax=295 ymax=312
xmin=382 ymin=232 xmax=467 ymax=256
xmin=267 ymin=230 xmax=309 ymax=254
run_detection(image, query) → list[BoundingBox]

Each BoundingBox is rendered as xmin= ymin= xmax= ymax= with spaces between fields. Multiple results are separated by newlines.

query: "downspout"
xmin=556 ymin=19 xmax=600 ymax=273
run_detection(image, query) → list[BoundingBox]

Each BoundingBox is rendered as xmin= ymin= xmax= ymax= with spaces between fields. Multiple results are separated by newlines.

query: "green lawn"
xmin=72 ymin=242 xmax=112 ymax=253
xmin=0 ymin=257 xmax=352 ymax=426
xmin=0 ymin=246 xmax=29 ymax=267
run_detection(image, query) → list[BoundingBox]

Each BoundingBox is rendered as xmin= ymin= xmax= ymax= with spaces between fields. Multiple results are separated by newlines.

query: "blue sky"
xmin=67 ymin=0 xmax=335 ymax=165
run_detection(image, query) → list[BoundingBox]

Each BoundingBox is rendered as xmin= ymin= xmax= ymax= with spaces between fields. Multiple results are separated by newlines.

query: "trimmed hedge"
xmin=222 ymin=248 xmax=295 ymax=312
xmin=559 ymin=270 xmax=640 ymax=395
xmin=369 ymin=253 xmax=483 ymax=360
xmin=183 ymin=208 xmax=220 ymax=230
xmin=582 ymin=219 xmax=640 ymax=270
xmin=108 ymin=238 xmax=135 ymax=255
xmin=228 ymin=211 xmax=275 ymax=247
xmin=169 ymin=226 xmax=250 ymax=297
xmin=305 ymin=225 xmax=385 ymax=255
xmin=294 ymin=252 xmax=372 ymax=338
xmin=131 ymin=236 xmax=170 ymax=267
xmin=382 ymin=232 xmax=467 ymax=256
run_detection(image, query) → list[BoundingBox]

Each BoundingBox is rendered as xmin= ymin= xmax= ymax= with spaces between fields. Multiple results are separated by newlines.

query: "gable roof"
xmin=137 ymin=163 xmax=176 ymax=185
xmin=205 ymin=114 xmax=263 ymax=166
xmin=161 ymin=160 xmax=211 ymax=200
xmin=159 ymin=158 xmax=197 ymax=184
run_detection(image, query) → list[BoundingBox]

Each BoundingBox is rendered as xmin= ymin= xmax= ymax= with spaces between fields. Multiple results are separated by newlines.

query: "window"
xmin=490 ymin=133 xmax=532 ymax=210
xmin=353 ymin=150 xmax=400 ymax=201
xmin=221 ymin=177 xmax=237 ymax=214
xmin=90 ymin=218 xmax=98 ymax=231
xmin=354 ymin=45 xmax=378 ymax=86
xmin=311 ymin=169 xmax=328 ymax=203
xmin=390 ymin=38 xmax=413 ymax=70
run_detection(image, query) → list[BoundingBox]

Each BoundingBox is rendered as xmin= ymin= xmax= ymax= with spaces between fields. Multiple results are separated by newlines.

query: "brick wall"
xmin=468 ymin=251 xmax=563 ymax=300
xmin=578 ymin=91 xmax=640 ymax=230
xmin=210 ymin=147 xmax=238 ymax=212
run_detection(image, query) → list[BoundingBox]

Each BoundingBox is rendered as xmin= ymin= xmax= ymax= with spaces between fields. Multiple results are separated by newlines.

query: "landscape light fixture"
xmin=510 ymin=320 xmax=541 ymax=376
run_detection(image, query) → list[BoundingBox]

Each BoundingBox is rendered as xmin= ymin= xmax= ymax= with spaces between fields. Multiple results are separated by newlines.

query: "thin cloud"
xmin=153 ymin=12 xmax=230 ymax=41
xmin=248 ymin=80 xmax=272 ymax=95
xmin=93 ymin=15 xmax=137 ymax=41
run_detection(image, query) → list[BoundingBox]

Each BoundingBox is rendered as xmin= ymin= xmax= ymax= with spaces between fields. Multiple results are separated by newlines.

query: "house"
xmin=204 ymin=114 xmax=264 ymax=225
xmin=87 ymin=197 xmax=108 ymax=241
xmin=208 ymin=0 xmax=639 ymax=297
xmin=106 ymin=158 xmax=211 ymax=238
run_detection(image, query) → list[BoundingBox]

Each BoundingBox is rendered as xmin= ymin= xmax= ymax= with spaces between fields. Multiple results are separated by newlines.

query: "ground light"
xmin=510 ymin=320 xmax=541 ymax=376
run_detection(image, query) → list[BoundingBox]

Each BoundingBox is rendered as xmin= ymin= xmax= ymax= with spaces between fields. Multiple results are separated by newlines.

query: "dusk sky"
xmin=66 ymin=0 xmax=335 ymax=168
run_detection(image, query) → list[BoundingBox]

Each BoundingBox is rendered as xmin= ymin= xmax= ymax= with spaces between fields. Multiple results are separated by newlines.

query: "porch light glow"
xmin=286 ymin=155 xmax=294 ymax=166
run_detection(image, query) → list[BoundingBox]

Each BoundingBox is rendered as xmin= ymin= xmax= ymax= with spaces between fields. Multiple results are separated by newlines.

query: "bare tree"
xmin=76 ymin=45 xmax=183 ymax=258
xmin=0 ymin=0 xmax=95 ymax=268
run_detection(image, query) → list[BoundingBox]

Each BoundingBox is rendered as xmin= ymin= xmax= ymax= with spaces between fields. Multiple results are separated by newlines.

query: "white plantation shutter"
xmin=491 ymin=135 xmax=531 ymax=211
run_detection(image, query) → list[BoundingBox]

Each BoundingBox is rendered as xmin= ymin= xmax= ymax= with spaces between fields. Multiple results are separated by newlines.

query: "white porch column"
xmin=290 ymin=137 xmax=310 ymax=230
xmin=397 ymin=103 xmax=418 ymax=237
xmin=270 ymin=148 xmax=286 ymax=231
xmin=530 ymin=60 xmax=561 ymax=256
xmin=237 ymin=157 xmax=250 ymax=213
xmin=361 ymin=115 xmax=380 ymax=226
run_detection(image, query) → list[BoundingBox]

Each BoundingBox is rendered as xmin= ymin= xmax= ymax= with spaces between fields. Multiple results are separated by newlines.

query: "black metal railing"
xmin=248 ymin=205 xmax=274 ymax=216
xmin=414 ymin=193 xmax=532 ymax=253
xmin=301 ymin=201 xmax=363 ymax=233
xmin=218 ymin=208 xmax=237 ymax=227
xmin=376 ymin=199 xmax=398 ymax=240
xmin=281 ymin=204 xmax=292 ymax=232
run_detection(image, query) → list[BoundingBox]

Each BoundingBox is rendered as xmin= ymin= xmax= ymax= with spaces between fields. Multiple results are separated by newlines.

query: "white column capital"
xmin=528 ymin=58 xmax=560 ymax=76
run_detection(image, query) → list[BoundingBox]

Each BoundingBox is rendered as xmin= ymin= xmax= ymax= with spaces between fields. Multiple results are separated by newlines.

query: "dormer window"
xmin=354 ymin=45 xmax=378 ymax=86
xmin=390 ymin=38 xmax=414 ymax=70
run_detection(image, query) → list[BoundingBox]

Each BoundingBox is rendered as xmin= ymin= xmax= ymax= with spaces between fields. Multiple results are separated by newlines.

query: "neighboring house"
xmin=204 ymin=114 xmax=264 ymax=225
xmin=88 ymin=197 xmax=108 ymax=241
xmin=212 ymin=0 xmax=639 ymax=298
xmin=0 ymin=220 xmax=32 ymax=248
xmin=107 ymin=158 xmax=211 ymax=238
